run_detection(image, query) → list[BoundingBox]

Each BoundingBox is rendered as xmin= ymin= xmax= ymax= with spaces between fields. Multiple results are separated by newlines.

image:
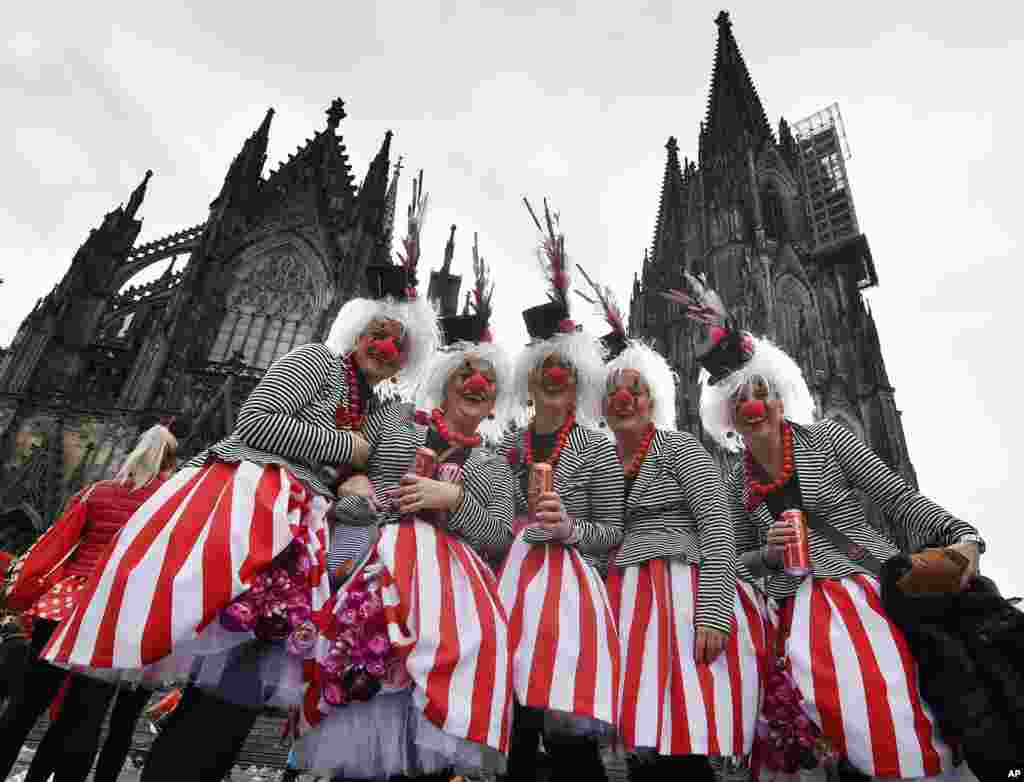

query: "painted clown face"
xmin=444 ymin=353 xmax=498 ymax=424
xmin=354 ymin=318 xmax=407 ymax=384
xmin=731 ymin=373 xmax=785 ymax=440
xmin=528 ymin=353 xmax=578 ymax=419
xmin=604 ymin=368 xmax=653 ymax=434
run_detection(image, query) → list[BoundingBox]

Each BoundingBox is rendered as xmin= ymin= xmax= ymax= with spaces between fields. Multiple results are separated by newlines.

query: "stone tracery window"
xmin=209 ymin=249 xmax=323 ymax=369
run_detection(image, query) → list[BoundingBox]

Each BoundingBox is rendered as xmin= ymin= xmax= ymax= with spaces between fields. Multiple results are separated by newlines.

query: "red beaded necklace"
xmin=620 ymin=423 xmax=657 ymax=478
xmin=744 ymin=421 xmax=794 ymax=510
xmin=334 ymin=353 xmax=366 ymax=431
xmin=524 ymin=412 xmax=575 ymax=467
xmin=430 ymin=408 xmax=482 ymax=449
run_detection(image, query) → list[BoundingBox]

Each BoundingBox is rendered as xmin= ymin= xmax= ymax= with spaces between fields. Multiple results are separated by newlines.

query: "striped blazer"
xmin=732 ymin=419 xmax=981 ymax=600
xmin=331 ymin=406 xmax=515 ymax=563
xmin=188 ymin=344 xmax=390 ymax=498
xmin=614 ymin=429 xmax=736 ymax=635
xmin=498 ymin=424 xmax=624 ymax=573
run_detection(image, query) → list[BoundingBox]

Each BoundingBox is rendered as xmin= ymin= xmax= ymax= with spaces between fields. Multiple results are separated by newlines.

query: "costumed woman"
xmin=671 ymin=273 xmax=985 ymax=780
xmin=291 ymin=242 xmax=514 ymax=782
xmin=39 ymin=255 xmax=440 ymax=782
xmin=575 ymin=269 xmax=766 ymax=782
xmin=0 ymin=425 xmax=177 ymax=782
xmin=498 ymin=200 xmax=624 ymax=782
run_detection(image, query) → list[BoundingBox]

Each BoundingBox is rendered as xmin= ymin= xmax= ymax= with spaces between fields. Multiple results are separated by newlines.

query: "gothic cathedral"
xmin=0 ymin=13 xmax=919 ymax=554
xmin=629 ymin=13 xmax=917 ymax=544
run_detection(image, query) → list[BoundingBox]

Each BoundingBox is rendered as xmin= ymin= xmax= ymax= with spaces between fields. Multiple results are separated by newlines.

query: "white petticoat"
xmin=291 ymin=689 xmax=507 ymax=780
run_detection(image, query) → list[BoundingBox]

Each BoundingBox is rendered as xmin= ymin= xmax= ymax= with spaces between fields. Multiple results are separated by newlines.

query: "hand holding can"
xmin=528 ymin=463 xmax=553 ymax=519
xmin=780 ymin=509 xmax=812 ymax=577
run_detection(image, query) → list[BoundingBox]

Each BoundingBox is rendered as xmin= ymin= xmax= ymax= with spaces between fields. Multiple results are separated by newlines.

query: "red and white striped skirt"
xmin=498 ymin=529 xmax=620 ymax=731
xmin=606 ymin=559 xmax=768 ymax=757
xmin=42 ymin=461 xmax=331 ymax=688
xmin=775 ymin=575 xmax=953 ymax=778
xmin=299 ymin=519 xmax=512 ymax=759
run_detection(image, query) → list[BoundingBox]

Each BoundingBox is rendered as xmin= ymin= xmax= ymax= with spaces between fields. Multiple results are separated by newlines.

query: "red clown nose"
xmin=370 ymin=337 xmax=399 ymax=362
xmin=611 ymin=389 xmax=634 ymax=409
xmin=739 ymin=399 xmax=767 ymax=420
xmin=463 ymin=372 xmax=491 ymax=396
xmin=544 ymin=366 xmax=570 ymax=387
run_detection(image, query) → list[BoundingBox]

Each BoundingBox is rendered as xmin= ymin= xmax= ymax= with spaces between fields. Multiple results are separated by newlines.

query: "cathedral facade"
xmin=629 ymin=12 xmax=918 ymax=534
xmin=0 ymin=99 xmax=401 ymax=551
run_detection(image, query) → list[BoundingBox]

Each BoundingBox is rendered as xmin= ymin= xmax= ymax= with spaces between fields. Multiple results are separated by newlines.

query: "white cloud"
xmin=527 ymin=143 xmax=570 ymax=178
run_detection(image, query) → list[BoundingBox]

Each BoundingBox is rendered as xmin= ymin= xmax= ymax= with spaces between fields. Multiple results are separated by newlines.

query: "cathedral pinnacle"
xmin=326 ymin=98 xmax=347 ymax=132
xmin=715 ymin=10 xmax=731 ymax=29
xmin=126 ymin=169 xmax=153 ymax=219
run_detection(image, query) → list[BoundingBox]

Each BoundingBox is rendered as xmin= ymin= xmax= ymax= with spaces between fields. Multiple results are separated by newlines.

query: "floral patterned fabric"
xmin=26 ymin=575 xmax=90 ymax=623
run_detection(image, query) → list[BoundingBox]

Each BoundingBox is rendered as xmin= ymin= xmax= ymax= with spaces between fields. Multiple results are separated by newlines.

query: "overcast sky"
xmin=2 ymin=1 xmax=1021 ymax=595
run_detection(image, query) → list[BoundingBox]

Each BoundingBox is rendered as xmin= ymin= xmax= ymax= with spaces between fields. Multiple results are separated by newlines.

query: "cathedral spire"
xmin=211 ymin=107 xmax=274 ymax=211
xmin=700 ymin=10 xmax=773 ymax=164
xmin=125 ymin=169 xmax=153 ymax=220
xmin=650 ymin=136 xmax=687 ymax=269
xmin=360 ymin=130 xmax=393 ymax=198
xmin=354 ymin=130 xmax=394 ymax=242
xmin=381 ymin=155 xmax=403 ymax=249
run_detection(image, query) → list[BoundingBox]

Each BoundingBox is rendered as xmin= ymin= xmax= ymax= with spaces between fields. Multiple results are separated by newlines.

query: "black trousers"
xmin=0 ymin=620 xmax=68 ymax=779
xmin=24 ymin=675 xmax=151 ymax=782
xmin=505 ymin=702 xmax=608 ymax=782
xmin=139 ymin=685 xmax=262 ymax=782
xmin=628 ymin=753 xmax=716 ymax=782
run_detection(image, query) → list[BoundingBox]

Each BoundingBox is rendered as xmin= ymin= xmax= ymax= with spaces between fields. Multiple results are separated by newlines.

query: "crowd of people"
xmin=1 ymin=201 xmax=1020 ymax=782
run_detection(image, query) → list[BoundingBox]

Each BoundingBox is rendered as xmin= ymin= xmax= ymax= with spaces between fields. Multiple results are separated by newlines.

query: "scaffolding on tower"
xmin=794 ymin=103 xmax=876 ymax=289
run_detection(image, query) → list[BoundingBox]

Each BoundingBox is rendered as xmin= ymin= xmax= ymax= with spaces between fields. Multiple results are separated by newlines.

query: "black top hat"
xmin=522 ymin=301 xmax=573 ymax=342
xmin=600 ymin=330 xmax=628 ymax=360
xmin=696 ymin=328 xmax=752 ymax=384
xmin=440 ymin=314 xmax=485 ymax=346
xmin=365 ymin=264 xmax=410 ymax=301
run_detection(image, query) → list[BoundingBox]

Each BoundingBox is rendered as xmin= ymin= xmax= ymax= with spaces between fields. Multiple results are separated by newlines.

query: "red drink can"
xmin=528 ymin=463 xmax=553 ymax=517
xmin=781 ymin=509 xmax=812 ymax=577
xmin=413 ymin=447 xmax=437 ymax=478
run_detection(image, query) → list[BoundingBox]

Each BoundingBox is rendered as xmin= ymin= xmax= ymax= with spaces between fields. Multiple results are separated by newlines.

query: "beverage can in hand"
xmin=781 ymin=509 xmax=812 ymax=577
xmin=528 ymin=463 xmax=553 ymax=517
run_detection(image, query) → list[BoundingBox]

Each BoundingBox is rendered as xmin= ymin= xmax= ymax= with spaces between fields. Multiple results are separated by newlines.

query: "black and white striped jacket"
xmin=331 ymin=406 xmax=514 ymax=564
xmin=733 ymin=419 xmax=981 ymax=600
xmin=498 ymin=425 xmax=624 ymax=573
xmin=188 ymin=344 xmax=391 ymax=498
xmin=615 ymin=429 xmax=736 ymax=635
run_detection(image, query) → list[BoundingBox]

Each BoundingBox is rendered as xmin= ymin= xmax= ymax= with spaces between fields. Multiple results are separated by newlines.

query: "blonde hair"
xmin=116 ymin=425 xmax=178 ymax=489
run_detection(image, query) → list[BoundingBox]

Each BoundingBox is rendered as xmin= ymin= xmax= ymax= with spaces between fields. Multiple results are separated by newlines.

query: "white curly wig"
xmin=512 ymin=330 xmax=609 ymax=430
xmin=414 ymin=340 xmax=515 ymax=445
xmin=698 ymin=335 xmax=816 ymax=452
xmin=605 ymin=340 xmax=678 ymax=432
xmin=325 ymin=295 xmax=442 ymax=399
